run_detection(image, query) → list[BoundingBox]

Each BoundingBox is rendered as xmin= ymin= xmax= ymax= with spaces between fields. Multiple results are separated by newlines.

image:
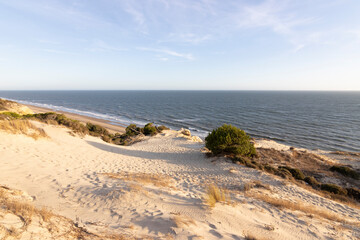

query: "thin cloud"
xmin=137 ymin=47 xmax=194 ymax=60
xmin=163 ymin=33 xmax=212 ymax=44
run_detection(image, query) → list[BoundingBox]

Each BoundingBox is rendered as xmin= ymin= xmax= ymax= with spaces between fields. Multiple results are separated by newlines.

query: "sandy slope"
xmin=0 ymin=122 xmax=359 ymax=239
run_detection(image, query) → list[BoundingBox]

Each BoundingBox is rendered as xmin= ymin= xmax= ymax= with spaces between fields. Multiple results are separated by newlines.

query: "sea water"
xmin=0 ymin=90 xmax=359 ymax=152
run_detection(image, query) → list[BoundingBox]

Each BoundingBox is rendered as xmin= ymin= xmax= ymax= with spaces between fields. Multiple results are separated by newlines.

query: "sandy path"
xmin=0 ymin=123 xmax=359 ymax=239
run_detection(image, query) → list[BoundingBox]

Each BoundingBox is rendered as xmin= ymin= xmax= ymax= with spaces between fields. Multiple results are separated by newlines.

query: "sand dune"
xmin=0 ymin=121 xmax=359 ymax=239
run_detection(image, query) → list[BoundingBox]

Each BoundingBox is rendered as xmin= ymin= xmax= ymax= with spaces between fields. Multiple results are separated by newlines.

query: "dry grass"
xmin=103 ymin=172 xmax=174 ymax=188
xmin=249 ymin=193 xmax=359 ymax=226
xmin=172 ymin=215 xmax=196 ymax=228
xmin=0 ymin=186 xmax=141 ymax=240
xmin=0 ymin=186 xmax=54 ymax=227
xmin=205 ymin=184 xmax=231 ymax=208
xmin=0 ymin=194 xmax=35 ymax=226
xmin=243 ymin=180 xmax=271 ymax=193
xmin=38 ymin=207 xmax=53 ymax=222
xmin=243 ymin=232 xmax=264 ymax=240
xmin=0 ymin=119 xmax=47 ymax=139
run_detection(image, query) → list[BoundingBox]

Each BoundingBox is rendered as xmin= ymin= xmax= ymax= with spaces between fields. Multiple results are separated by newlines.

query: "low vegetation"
xmin=205 ymin=184 xmax=230 ymax=208
xmin=206 ymin=125 xmax=360 ymax=205
xmin=103 ymin=172 xmax=174 ymax=188
xmin=249 ymin=193 xmax=358 ymax=226
xmin=0 ymin=111 xmax=168 ymax=146
xmin=0 ymin=186 xmax=134 ymax=240
xmin=330 ymin=165 xmax=360 ymax=180
xmin=320 ymin=184 xmax=348 ymax=195
xmin=0 ymin=119 xmax=48 ymax=139
xmin=171 ymin=215 xmax=196 ymax=228
xmin=205 ymin=124 xmax=256 ymax=157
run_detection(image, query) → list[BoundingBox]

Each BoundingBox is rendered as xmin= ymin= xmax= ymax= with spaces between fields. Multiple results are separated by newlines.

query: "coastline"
xmin=1 ymin=99 xmax=359 ymax=239
xmin=26 ymin=104 xmax=126 ymax=134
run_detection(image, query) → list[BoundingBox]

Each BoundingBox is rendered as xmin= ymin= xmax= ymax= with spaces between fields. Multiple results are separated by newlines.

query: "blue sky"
xmin=0 ymin=0 xmax=360 ymax=90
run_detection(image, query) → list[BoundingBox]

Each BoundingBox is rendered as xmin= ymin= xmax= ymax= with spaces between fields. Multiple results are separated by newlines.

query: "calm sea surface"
xmin=0 ymin=91 xmax=359 ymax=152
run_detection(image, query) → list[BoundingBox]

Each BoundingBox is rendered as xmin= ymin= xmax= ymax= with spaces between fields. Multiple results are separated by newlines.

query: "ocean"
xmin=0 ymin=90 xmax=359 ymax=152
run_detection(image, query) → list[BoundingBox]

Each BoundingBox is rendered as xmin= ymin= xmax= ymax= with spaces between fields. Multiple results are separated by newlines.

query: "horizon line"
xmin=0 ymin=89 xmax=359 ymax=92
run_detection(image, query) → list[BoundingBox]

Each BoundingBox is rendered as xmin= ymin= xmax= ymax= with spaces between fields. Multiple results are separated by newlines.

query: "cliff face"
xmin=0 ymin=99 xmax=34 ymax=115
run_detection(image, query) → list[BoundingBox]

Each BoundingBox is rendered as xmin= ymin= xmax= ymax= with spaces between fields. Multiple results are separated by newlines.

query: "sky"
xmin=0 ymin=0 xmax=360 ymax=90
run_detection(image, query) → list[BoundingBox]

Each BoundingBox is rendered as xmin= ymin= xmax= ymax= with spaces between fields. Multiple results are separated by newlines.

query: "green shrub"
xmin=86 ymin=122 xmax=109 ymax=136
xmin=274 ymin=168 xmax=293 ymax=179
xmin=157 ymin=125 xmax=169 ymax=131
xmin=53 ymin=114 xmax=88 ymax=134
xmin=330 ymin=165 xmax=360 ymax=180
xmin=205 ymin=124 xmax=256 ymax=157
xmin=304 ymin=176 xmax=320 ymax=187
xmin=101 ymin=135 xmax=111 ymax=143
xmin=0 ymin=112 xmax=22 ymax=119
xmin=346 ymin=187 xmax=360 ymax=201
xmin=143 ymin=123 xmax=157 ymax=136
xmin=264 ymin=164 xmax=276 ymax=174
xmin=125 ymin=124 xmax=141 ymax=136
xmin=278 ymin=166 xmax=305 ymax=180
xmin=112 ymin=137 xmax=124 ymax=145
xmin=321 ymin=184 xmax=347 ymax=195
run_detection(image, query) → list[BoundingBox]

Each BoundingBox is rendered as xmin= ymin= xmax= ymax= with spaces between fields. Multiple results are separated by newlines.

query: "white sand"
xmin=1 ymin=122 xmax=359 ymax=239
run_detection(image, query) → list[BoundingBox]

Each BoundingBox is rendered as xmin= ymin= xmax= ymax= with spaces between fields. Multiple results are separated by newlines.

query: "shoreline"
xmin=17 ymin=104 xmax=360 ymax=154
xmin=26 ymin=104 xmax=126 ymax=134
xmin=2 ymin=98 xmax=358 ymax=153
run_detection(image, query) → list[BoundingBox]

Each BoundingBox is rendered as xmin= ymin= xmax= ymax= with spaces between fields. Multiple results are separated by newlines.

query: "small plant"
xmin=143 ymin=123 xmax=157 ymax=136
xmin=205 ymin=184 xmax=229 ymax=208
xmin=304 ymin=176 xmax=320 ymax=187
xmin=172 ymin=215 xmax=196 ymax=228
xmin=86 ymin=122 xmax=109 ymax=137
xmin=244 ymin=233 xmax=261 ymax=240
xmin=274 ymin=167 xmax=293 ymax=179
xmin=330 ymin=165 xmax=360 ymax=180
xmin=321 ymin=184 xmax=347 ymax=195
xmin=125 ymin=124 xmax=141 ymax=136
xmin=101 ymin=135 xmax=112 ymax=143
xmin=157 ymin=125 xmax=169 ymax=131
xmin=346 ymin=187 xmax=360 ymax=201
xmin=205 ymin=124 xmax=256 ymax=157
xmin=278 ymin=166 xmax=305 ymax=180
xmin=0 ymin=111 xmax=22 ymax=119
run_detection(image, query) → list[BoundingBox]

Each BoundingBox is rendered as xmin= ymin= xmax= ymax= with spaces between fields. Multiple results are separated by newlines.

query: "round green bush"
xmin=205 ymin=124 xmax=256 ymax=157
xmin=321 ymin=184 xmax=347 ymax=195
xmin=143 ymin=123 xmax=157 ymax=136
xmin=126 ymin=124 xmax=141 ymax=136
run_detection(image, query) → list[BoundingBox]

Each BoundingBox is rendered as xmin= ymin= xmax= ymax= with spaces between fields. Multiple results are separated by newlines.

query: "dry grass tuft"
xmin=0 ymin=119 xmax=48 ymax=139
xmin=205 ymin=184 xmax=231 ymax=208
xmin=103 ymin=172 xmax=174 ymax=188
xmin=172 ymin=215 xmax=196 ymax=228
xmin=0 ymin=186 xmax=55 ymax=227
xmin=38 ymin=207 xmax=53 ymax=222
xmin=243 ymin=180 xmax=271 ymax=193
xmin=0 ymin=185 xmax=140 ymax=240
xmin=244 ymin=232 xmax=264 ymax=240
xmin=249 ymin=193 xmax=359 ymax=226
xmin=1 ymin=197 xmax=35 ymax=226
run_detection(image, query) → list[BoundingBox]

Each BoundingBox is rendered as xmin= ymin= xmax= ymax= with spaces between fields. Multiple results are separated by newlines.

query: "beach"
xmin=27 ymin=104 xmax=126 ymax=134
xmin=0 ymin=101 xmax=360 ymax=239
